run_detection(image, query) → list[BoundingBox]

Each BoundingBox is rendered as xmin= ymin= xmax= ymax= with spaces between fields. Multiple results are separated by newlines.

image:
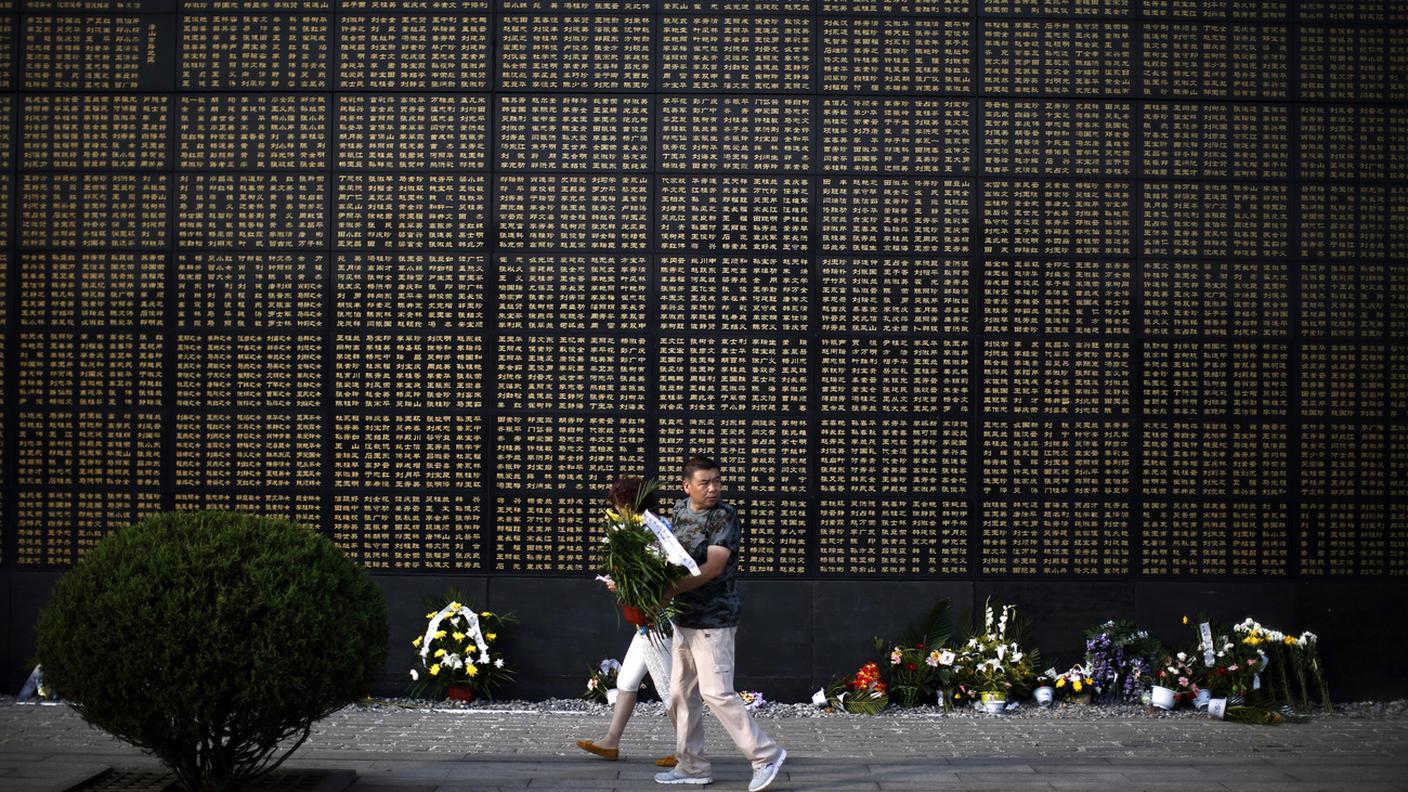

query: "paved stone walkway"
xmin=1 ymin=703 xmax=1406 ymax=791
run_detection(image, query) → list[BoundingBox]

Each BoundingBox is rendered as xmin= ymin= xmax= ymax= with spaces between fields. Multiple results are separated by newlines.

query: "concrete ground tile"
xmin=1118 ymin=767 xmax=1238 ymax=780
xmin=1031 ymin=764 xmax=1126 ymax=774
xmin=860 ymin=766 xmax=962 ymax=781
xmin=1040 ymin=773 xmax=1137 ymax=787
xmin=1115 ymin=786 xmax=1214 ymax=792
xmin=525 ymin=779 xmax=625 ymax=789
xmin=1221 ymin=785 xmax=1402 ymax=792
xmin=888 ymin=781 xmax=1056 ymax=791
xmin=783 ymin=781 xmax=880 ymax=791
xmin=1285 ymin=768 xmax=1408 ymax=781
xmin=950 ymin=764 xmax=1039 ymax=775
xmin=341 ymin=786 xmax=441 ymax=792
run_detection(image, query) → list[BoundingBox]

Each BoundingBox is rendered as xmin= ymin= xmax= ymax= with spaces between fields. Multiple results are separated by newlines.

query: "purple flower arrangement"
xmin=1084 ymin=620 xmax=1164 ymax=702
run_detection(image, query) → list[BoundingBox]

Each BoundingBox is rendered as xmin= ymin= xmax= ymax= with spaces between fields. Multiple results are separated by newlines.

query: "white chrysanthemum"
xmin=410 ymin=669 xmax=419 ymax=681
xmin=495 ymin=658 xmax=505 ymax=668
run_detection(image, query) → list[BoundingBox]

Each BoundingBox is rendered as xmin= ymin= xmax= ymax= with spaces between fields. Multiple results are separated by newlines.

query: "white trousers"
xmin=617 ymin=628 xmax=673 ymax=699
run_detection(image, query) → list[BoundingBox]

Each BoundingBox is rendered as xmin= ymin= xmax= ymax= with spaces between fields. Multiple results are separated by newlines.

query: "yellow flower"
xmin=452 ymin=632 xmax=465 ymax=641
xmin=1072 ymin=680 xmax=1083 ymax=692
xmin=425 ymin=612 xmax=436 ymax=619
xmin=448 ymin=601 xmax=462 ymax=612
xmin=434 ymin=648 xmax=446 ymax=658
xmin=411 ymin=636 xmax=422 ymax=647
xmin=466 ymin=664 xmax=479 ymax=678
xmin=605 ymin=509 xmax=620 ymax=521
xmin=1182 ymin=615 xmax=1189 ymax=625
xmin=434 ymin=630 xmax=447 ymax=640
xmin=428 ymin=665 xmax=440 ymax=677
xmin=1055 ymin=678 xmax=1066 ymax=688
xmin=1284 ymin=636 xmax=1298 ymax=645
xmin=481 ymin=611 xmax=492 ymax=617
xmin=464 ymin=645 xmax=475 ymax=656
xmin=486 ymin=633 xmax=497 ymax=641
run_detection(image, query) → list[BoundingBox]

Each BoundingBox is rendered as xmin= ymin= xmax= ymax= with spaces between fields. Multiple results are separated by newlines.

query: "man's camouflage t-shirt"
xmin=668 ymin=498 xmax=741 ymax=629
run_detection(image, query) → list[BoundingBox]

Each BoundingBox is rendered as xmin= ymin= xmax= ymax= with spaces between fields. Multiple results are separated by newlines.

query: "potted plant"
xmin=1151 ymin=652 xmax=1200 ymax=709
xmin=1053 ymin=663 xmax=1097 ymax=705
xmin=954 ymin=600 xmax=1038 ymax=715
xmin=1033 ymin=668 xmax=1057 ymax=707
xmin=593 ymin=476 xmax=689 ymax=633
xmin=410 ymin=591 xmax=516 ymax=701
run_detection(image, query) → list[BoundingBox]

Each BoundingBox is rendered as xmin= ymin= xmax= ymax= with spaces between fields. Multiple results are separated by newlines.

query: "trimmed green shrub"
xmin=37 ymin=510 xmax=388 ymax=792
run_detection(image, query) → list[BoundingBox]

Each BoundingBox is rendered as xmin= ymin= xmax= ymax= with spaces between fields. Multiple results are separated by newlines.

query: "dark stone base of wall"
xmin=5 ymin=569 xmax=1404 ymax=703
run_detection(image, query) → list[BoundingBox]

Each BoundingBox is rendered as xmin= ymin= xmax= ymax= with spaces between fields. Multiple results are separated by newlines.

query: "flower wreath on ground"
xmin=409 ymin=592 xmax=517 ymax=701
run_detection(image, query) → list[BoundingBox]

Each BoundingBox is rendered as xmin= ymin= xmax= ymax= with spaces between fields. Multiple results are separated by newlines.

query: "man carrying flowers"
xmin=654 ymin=456 xmax=787 ymax=792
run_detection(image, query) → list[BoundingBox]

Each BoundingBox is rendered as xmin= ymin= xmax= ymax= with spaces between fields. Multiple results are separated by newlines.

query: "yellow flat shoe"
xmin=655 ymin=755 xmax=678 ymax=767
xmin=576 ymin=739 xmax=619 ymax=760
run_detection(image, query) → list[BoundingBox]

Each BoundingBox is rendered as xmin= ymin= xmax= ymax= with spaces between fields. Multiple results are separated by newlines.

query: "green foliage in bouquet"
xmin=594 ymin=476 xmax=688 ymax=634
xmin=409 ymin=589 xmax=517 ymax=700
xmin=36 ymin=510 xmax=387 ymax=792
xmin=873 ymin=599 xmax=957 ymax=707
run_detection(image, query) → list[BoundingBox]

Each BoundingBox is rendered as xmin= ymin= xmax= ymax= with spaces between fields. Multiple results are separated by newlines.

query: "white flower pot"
xmin=980 ymin=691 xmax=1007 ymax=714
xmin=606 ymin=688 xmax=619 ymax=706
xmin=1194 ymin=688 xmax=1211 ymax=710
xmin=1207 ymin=698 xmax=1227 ymax=720
xmin=1151 ymin=684 xmax=1176 ymax=710
xmin=1034 ymin=686 xmax=1055 ymax=707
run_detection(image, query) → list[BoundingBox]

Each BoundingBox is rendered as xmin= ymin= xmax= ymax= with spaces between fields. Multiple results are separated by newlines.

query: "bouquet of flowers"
xmin=1084 ymin=619 xmax=1163 ymax=701
xmin=738 ymin=690 xmax=768 ymax=713
xmin=874 ymin=599 xmax=956 ymax=707
xmin=827 ymin=661 xmax=890 ymax=715
xmin=1053 ymin=663 xmax=1097 ymax=700
xmin=953 ymin=600 xmax=1038 ymax=704
xmin=877 ymin=643 xmax=960 ymax=708
xmin=582 ymin=658 xmax=626 ymax=704
xmin=593 ymin=476 xmax=690 ymax=634
xmin=409 ymin=591 xmax=516 ymax=701
xmin=1231 ymin=618 xmax=1330 ymax=712
xmin=1152 ymin=651 xmax=1201 ymax=703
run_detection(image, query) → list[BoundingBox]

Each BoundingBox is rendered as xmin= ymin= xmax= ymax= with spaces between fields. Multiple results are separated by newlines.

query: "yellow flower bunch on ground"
xmin=408 ymin=589 xmax=518 ymax=701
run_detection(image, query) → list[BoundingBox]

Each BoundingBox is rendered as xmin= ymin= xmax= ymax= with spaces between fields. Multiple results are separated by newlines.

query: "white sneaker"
xmin=654 ymin=767 xmax=712 ymax=785
xmin=748 ymin=748 xmax=787 ymax=792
